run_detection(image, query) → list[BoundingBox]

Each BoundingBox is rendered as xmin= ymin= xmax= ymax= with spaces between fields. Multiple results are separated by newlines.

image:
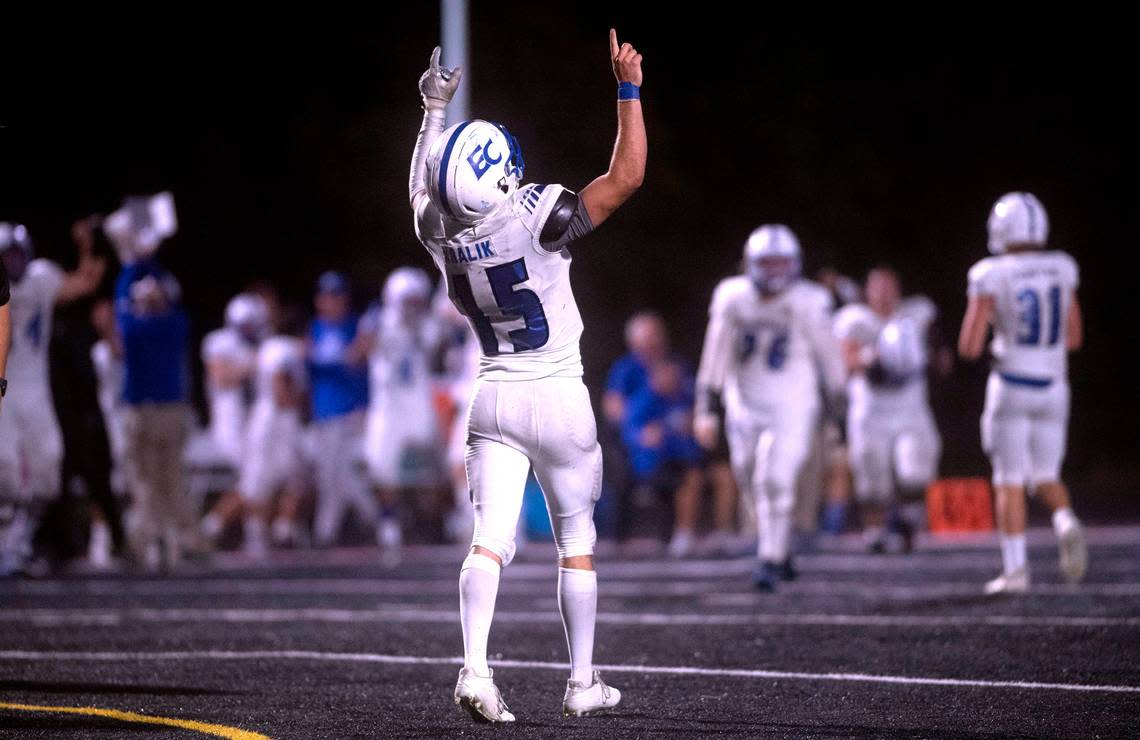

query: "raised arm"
xmin=580 ymin=29 xmax=646 ymax=228
xmin=409 ymin=47 xmax=462 ymax=211
xmin=56 ymin=216 xmax=107 ymax=305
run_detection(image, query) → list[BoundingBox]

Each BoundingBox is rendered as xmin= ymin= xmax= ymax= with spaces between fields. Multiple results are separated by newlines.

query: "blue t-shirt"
xmin=606 ymin=353 xmax=649 ymax=401
xmin=308 ymin=315 xmax=369 ymax=421
xmin=620 ymin=360 xmax=701 ymax=479
xmin=115 ymin=260 xmax=189 ymax=404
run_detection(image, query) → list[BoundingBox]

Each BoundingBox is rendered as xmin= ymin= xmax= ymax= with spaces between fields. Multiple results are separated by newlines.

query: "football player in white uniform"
xmin=235 ymin=322 xmax=308 ymax=559
xmin=360 ymin=266 xmax=444 ymax=559
xmin=409 ymin=30 xmax=644 ymax=721
xmin=834 ymin=267 xmax=943 ymax=553
xmin=959 ymin=192 xmax=1086 ymax=594
xmin=203 ymin=293 xmax=268 ymax=467
xmin=0 ymin=221 xmax=105 ymax=575
xmin=695 ymin=225 xmax=845 ymax=591
xmin=434 ymin=281 xmax=481 ymax=544
xmin=200 ymin=293 xmax=270 ymax=543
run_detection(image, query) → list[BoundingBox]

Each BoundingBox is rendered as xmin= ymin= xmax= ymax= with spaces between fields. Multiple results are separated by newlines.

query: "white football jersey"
xmin=697 ymin=276 xmax=844 ymax=416
xmin=968 ymin=250 xmax=1078 ymax=382
xmin=4 ymin=259 xmax=64 ymax=384
xmin=834 ymin=296 xmax=935 ymax=412
xmin=415 ymin=183 xmax=585 ymax=382
xmin=363 ymin=304 xmax=441 ymax=409
xmin=254 ymin=336 xmax=307 ymax=402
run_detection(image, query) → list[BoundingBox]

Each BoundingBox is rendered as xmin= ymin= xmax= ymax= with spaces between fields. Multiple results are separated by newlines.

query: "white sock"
xmin=1052 ymin=507 xmax=1078 ymax=537
xmin=459 ymin=553 xmax=501 ymax=676
xmin=558 ymin=566 xmax=598 ymax=685
xmin=999 ymin=534 xmax=1027 ymax=574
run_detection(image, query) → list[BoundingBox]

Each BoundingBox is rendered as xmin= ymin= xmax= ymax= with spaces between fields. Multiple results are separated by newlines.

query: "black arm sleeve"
xmin=539 ymin=190 xmax=594 ymax=252
xmin=0 ymin=256 xmax=9 ymax=306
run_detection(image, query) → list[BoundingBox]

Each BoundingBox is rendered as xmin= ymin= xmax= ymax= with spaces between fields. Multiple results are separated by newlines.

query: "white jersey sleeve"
xmin=5 ymin=259 xmax=65 ymax=383
xmin=695 ymin=276 xmax=745 ymax=415
xmin=201 ymin=328 xmax=248 ymax=365
xmin=967 ymin=257 xmax=1001 ymax=297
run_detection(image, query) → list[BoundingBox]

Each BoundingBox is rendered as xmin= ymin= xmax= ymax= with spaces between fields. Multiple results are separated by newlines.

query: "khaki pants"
xmin=123 ymin=402 xmax=195 ymax=552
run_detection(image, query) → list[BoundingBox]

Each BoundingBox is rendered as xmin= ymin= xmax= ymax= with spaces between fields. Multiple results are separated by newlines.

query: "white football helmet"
xmin=104 ymin=191 xmax=178 ymax=264
xmin=987 ymin=192 xmax=1048 ymax=254
xmin=0 ymin=222 xmax=34 ymax=283
xmin=0 ymin=222 xmax=32 ymax=256
xmin=225 ymin=292 xmax=270 ymax=338
xmin=383 ymin=266 xmax=432 ymax=306
xmin=745 ymin=224 xmax=801 ymax=294
xmin=425 ymin=119 xmax=524 ymax=224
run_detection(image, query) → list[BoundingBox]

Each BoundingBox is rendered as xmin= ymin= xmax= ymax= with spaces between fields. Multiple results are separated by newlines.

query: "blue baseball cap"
xmin=316 ymin=271 xmax=350 ymax=295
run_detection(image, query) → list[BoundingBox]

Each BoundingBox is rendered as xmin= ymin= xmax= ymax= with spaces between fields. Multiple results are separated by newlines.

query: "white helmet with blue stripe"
xmin=425 ymin=119 xmax=524 ymax=224
xmin=987 ymin=192 xmax=1049 ymax=254
xmin=744 ymin=224 xmax=801 ymax=294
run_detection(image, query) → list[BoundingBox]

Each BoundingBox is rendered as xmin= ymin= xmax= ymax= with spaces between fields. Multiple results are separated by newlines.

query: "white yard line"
xmin=1 ymin=607 xmax=1136 ymax=628
xmin=1 ymin=649 xmax=1136 ymax=695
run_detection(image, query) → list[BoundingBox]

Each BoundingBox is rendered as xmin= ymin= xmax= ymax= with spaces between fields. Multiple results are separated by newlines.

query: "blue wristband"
xmin=617 ymin=82 xmax=640 ymax=101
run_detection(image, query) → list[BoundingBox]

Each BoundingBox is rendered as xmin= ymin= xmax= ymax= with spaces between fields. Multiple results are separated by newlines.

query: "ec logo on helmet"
xmin=467 ymin=139 xmax=503 ymax=180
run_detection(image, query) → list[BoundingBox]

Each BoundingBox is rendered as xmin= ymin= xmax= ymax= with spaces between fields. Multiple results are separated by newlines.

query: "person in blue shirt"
xmin=115 ymin=257 xmax=205 ymax=570
xmin=307 ymin=271 xmax=376 ymax=547
xmin=605 ymin=311 xmax=739 ymax=557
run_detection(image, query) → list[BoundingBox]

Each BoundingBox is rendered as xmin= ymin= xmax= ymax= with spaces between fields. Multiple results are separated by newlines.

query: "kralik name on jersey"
xmin=442 ymin=240 xmax=497 ymax=265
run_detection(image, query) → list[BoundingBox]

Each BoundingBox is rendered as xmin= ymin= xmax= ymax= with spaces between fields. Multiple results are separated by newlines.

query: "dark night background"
xmin=2 ymin=8 xmax=1136 ymax=512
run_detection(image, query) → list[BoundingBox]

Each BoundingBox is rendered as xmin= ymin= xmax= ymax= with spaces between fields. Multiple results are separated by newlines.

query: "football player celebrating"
xmin=695 ymin=225 xmax=845 ymax=591
xmin=959 ymin=192 xmax=1086 ymax=594
xmin=0 ymin=220 xmax=106 ymax=575
xmin=408 ymin=29 xmax=645 ymax=721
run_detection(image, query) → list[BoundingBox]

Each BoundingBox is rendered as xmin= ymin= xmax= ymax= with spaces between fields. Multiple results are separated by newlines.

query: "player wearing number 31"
xmin=959 ymin=192 xmax=1087 ymax=595
xmin=407 ymin=29 xmax=645 ymax=722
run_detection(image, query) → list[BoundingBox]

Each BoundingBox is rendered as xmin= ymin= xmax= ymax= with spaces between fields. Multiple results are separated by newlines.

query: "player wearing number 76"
xmin=407 ymin=29 xmax=645 ymax=722
xmin=958 ymin=192 xmax=1087 ymax=595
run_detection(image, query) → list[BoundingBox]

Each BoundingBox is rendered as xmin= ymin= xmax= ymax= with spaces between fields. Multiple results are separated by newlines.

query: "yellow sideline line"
xmin=0 ymin=701 xmax=270 ymax=739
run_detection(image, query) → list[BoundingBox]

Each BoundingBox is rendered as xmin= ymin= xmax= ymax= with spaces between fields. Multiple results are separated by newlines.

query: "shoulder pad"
xmin=540 ymin=189 xmax=582 ymax=247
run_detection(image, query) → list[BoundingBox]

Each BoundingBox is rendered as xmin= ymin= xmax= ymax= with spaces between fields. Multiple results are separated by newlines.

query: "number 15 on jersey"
xmin=448 ymin=257 xmax=550 ymax=356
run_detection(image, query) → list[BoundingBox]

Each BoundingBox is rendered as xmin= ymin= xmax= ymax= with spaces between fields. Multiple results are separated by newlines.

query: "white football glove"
xmin=418 ymin=46 xmax=462 ymax=112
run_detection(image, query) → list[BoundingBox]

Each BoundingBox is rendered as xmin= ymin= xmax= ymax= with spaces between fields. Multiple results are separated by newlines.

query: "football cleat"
xmin=1058 ymin=522 xmax=1088 ymax=584
xmin=753 ymin=560 xmax=779 ymax=592
xmin=984 ymin=567 xmax=1029 ymax=595
xmin=779 ymin=556 xmax=797 ymax=582
xmin=454 ymin=667 xmax=515 ymax=723
xmin=563 ymin=671 xmax=621 ymax=717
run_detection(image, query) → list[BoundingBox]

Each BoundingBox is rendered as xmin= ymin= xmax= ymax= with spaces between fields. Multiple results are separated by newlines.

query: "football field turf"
xmin=2 ymin=526 xmax=1138 ymax=738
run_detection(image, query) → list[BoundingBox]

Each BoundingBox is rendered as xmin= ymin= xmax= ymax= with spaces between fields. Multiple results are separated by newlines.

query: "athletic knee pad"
xmin=470 ymin=528 xmax=517 ymax=567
